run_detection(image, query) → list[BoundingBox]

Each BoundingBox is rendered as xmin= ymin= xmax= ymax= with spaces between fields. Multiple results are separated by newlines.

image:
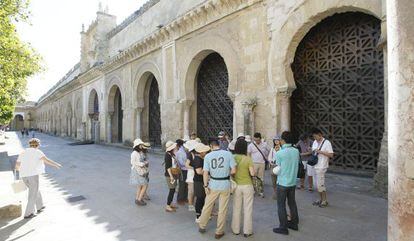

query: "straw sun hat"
xmin=194 ymin=143 xmax=210 ymax=153
xmin=133 ymin=139 xmax=151 ymax=149
xmin=183 ymin=140 xmax=198 ymax=152
xmin=165 ymin=141 xmax=177 ymax=152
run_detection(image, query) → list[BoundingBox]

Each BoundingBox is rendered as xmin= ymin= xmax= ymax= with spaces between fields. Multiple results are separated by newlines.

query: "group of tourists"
xmin=129 ymin=128 xmax=334 ymax=238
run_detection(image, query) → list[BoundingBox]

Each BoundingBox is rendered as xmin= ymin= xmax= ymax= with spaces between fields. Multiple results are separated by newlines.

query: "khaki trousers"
xmin=199 ymin=189 xmax=230 ymax=234
xmin=231 ymin=185 xmax=254 ymax=234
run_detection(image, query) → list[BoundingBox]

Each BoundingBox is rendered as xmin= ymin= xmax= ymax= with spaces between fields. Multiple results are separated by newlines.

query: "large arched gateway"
xmin=291 ymin=12 xmax=384 ymax=174
xmin=108 ymin=85 xmax=123 ymax=143
xmin=196 ymin=53 xmax=233 ymax=141
xmin=147 ymin=76 xmax=161 ymax=146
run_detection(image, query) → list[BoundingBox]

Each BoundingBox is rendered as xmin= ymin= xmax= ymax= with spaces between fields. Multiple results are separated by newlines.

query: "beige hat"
xmin=165 ymin=140 xmax=177 ymax=152
xmin=184 ymin=140 xmax=198 ymax=151
xmin=195 ymin=137 xmax=202 ymax=143
xmin=245 ymin=135 xmax=252 ymax=143
xmin=133 ymin=139 xmax=149 ymax=149
xmin=194 ymin=143 xmax=210 ymax=153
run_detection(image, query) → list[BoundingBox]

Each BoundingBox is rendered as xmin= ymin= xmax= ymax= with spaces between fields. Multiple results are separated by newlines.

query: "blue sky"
xmin=17 ymin=0 xmax=147 ymax=101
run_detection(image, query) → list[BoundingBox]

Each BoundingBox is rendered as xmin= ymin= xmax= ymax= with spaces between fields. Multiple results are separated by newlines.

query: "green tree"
xmin=0 ymin=0 xmax=41 ymax=124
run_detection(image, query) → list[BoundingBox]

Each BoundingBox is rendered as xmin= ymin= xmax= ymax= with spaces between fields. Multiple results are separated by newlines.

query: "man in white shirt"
xmin=311 ymin=128 xmax=334 ymax=207
xmin=15 ymin=138 xmax=61 ymax=218
xmin=247 ymin=132 xmax=270 ymax=197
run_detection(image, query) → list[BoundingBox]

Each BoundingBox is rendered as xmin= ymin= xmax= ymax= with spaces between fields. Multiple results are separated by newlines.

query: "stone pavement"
xmin=0 ymin=132 xmax=387 ymax=241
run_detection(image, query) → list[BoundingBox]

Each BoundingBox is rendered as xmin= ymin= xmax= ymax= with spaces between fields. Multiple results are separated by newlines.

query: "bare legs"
xmin=136 ymin=184 xmax=148 ymax=201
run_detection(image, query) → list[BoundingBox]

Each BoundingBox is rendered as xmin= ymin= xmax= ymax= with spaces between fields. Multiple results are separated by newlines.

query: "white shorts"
xmin=315 ymin=168 xmax=327 ymax=192
xmin=186 ymin=169 xmax=194 ymax=183
xmin=306 ymin=164 xmax=315 ymax=177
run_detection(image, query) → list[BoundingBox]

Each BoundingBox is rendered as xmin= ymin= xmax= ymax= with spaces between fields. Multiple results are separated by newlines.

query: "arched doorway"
xmin=291 ymin=12 xmax=384 ymax=174
xmin=66 ymin=102 xmax=73 ymax=137
xmin=108 ymin=85 xmax=123 ymax=143
xmin=11 ymin=114 xmax=24 ymax=130
xmin=147 ymin=76 xmax=161 ymax=146
xmin=88 ymin=90 xmax=100 ymax=142
xmin=196 ymin=52 xmax=233 ymax=142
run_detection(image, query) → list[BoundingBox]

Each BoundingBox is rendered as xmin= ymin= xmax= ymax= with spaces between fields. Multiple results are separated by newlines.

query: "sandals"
xmin=319 ymin=201 xmax=329 ymax=208
xmin=37 ymin=206 xmax=46 ymax=213
xmin=24 ymin=213 xmax=36 ymax=219
xmin=165 ymin=206 xmax=176 ymax=212
xmin=312 ymin=200 xmax=321 ymax=206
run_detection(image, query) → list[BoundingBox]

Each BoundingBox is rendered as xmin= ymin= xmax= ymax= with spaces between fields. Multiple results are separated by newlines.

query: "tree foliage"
xmin=0 ymin=0 xmax=41 ymax=124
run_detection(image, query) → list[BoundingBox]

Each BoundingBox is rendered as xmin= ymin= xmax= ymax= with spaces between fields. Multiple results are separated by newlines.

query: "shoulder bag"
xmin=253 ymin=143 xmax=270 ymax=170
xmin=307 ymin=139 xmax=326 ymax=166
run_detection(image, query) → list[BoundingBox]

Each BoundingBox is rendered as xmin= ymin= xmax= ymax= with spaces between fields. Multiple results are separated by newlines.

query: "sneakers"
xmin=198 ymin=228 xmax=206 ymax=234
xmin=37 ymin=206 xmax=46 ymax=213
xmin=319 ymin=201 xmax=329 ymax=208
xmin=188 ymin=205 xmax=195 ymax=211
xmin=273 ymin=227 xmax=289 ymax=235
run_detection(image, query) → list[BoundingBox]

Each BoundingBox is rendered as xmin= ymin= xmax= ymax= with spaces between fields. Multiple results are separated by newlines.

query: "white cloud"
xmin=17 ymin=0 xmax=147 ymax=101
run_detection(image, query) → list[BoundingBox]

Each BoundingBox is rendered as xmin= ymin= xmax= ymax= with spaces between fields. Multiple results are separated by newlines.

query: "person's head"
xmin=133 ymin=138 xmax=150 ymax=153
xmin=209 ymin=137 xmax=220 ymax=149
xmin=311 ymin=128 xmax=324 ymax=142
xmin=218 ymin=131 xmax=225 ymax=140
xmin=280 ymin=131 xmax=294 ymax=145
xmin=273 ymin=135 xmax=281 ymax=148
xmin=299 ymin=133 xmax=310 ymax=142
xmin=176 ymin=139 xmax=184 ymax=148
xmin=236 ymin=133 xmax=245 ymax=141
xmin=253 ymin=132 xmax=262 ymax=144
xmin=29 ymin=138 xmax=40 ymax=148
xmin=234 ymin=139 xmax=248 ymax=155
xmin=190 ymin=132 xmax=197 ymax=140
xmin=195 ymin=143 xmax=210 ymax=158
xmin=165 ymin=141 xmax=177 ymax=154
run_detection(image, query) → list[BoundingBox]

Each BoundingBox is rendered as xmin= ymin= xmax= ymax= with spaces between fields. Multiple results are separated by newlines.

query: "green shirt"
xmin=275 ymin=144 xmax=300 ymax=187
xmin=233 ymin=154 xmax=254 ymax=185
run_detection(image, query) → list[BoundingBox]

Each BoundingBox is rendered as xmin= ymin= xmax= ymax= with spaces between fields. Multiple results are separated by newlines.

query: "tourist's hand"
xmin=204 ymin=187 xmax=210 ymax=195
xmin=55 ymin=163 xmax=62 ymax=169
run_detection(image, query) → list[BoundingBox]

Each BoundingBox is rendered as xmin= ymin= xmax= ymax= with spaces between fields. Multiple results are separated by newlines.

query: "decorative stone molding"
xmin=99 ymin=0 xmax=263 ymax=72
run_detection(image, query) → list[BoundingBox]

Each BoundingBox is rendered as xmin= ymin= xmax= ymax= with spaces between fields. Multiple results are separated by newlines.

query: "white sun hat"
xmin=133 ymin=139 xmax=149 ymax=149
xmin=273 ymin=166 xmax=281 ymax=175
xmin=184 ymin=139 xmax=198 ymax=152
xmin=237 ymin=133 xmax=245 ymax=138
xmin=194 ymin=143 xmax=210 ymax=153
xmin=165 ymin=141 xmax=177 ymax=152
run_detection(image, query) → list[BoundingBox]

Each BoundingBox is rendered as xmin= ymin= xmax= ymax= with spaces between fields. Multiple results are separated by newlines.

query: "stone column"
xmin=242 ymin=98 xmax=257 ymax=136
xmin=71 ymin=117 xmax=76 ymax=137
xmin=279 ymin=90 xmax=292 ymax=132
xmin=387 ymin=0 xmax=414 ymax=240
xmin=107 ymin=112 xmax=113 ymax=143
xmin=181 ymin=100 xmax=193 ymax=139
xmin=135 ymin=107 xmax=143 ymax=139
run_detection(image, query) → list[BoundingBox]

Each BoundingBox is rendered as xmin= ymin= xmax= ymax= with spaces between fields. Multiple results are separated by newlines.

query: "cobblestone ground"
xmin=0 ymin=132 xmax=387 ymax=241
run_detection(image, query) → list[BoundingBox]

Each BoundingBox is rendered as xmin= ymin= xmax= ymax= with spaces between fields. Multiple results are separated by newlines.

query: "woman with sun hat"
xmin=130 ymin=138 xmax=151 ymax=206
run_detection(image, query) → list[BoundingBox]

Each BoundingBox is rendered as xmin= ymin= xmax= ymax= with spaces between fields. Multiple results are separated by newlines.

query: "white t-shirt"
xmin=247 ymin=142 xmax=270 ymax=164
xmin=312 ymin=138 xmax=333 ymax=170
xmin=17 ymin=148 xmax=46 ymax=178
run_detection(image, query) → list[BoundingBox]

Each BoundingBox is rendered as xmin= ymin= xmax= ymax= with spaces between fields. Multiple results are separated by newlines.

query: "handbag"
xmin=307 ymin=139 xmax=326 ymax=166
xmin=297 ymin=160 xmax=305 ymax=178
xmin=11 ymin=180 xmax=27 ymax=193
xmin=230 ymin=178 xmax=237 ymax=194
xmin=252 ymin=143 xmax=270 ymax=170
xmin=170 ymin=155 xmax=181 ymax=176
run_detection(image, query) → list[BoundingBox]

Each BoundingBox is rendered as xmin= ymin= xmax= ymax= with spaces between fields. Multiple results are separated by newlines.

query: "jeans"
xmin=277 ymin=185 xmax=299 ymax=229
xmin=177 ymin=170 xmax=188 ymax=202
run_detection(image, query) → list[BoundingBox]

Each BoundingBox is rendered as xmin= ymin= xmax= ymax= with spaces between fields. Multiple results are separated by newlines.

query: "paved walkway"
xmin=0 ymin=132 xmax=387 ymax=241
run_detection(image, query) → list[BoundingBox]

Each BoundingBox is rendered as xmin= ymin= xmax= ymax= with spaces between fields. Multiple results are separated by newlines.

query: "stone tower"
xmin=80 ymin=5 xmax=116 ymax=73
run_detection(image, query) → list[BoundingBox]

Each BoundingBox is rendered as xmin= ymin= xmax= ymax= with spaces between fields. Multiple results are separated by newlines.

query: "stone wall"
xmin=29 ymin=0 xmax=388 ymax=192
